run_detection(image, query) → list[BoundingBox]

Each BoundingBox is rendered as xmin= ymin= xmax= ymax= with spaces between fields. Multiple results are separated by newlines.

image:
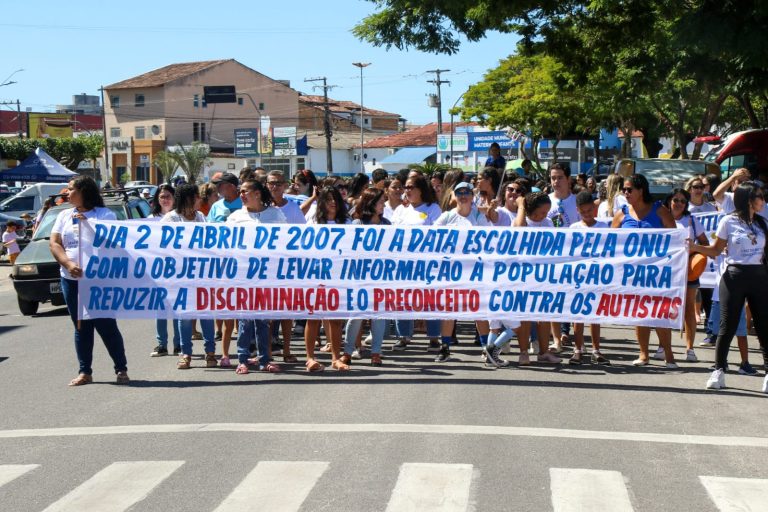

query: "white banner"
xmin=691 ymin=211 xmax=723 ymax=289
xmin=77 ymin=221 xmax=688 ymax=328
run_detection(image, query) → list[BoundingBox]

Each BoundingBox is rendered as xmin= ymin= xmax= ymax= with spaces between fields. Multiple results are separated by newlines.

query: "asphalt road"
xmin=1 ymin=266 xmax=767 ymax=512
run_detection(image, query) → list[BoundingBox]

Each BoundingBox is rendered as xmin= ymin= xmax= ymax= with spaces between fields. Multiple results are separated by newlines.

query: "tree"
xmin=169 ymin=142 xmax=210 ymax=184
xmin=0 ymin=135 xmax=104 ymax=170
xmin=153 ymin=150 xmax=178 ymax=184
xmin=407 ymin=162 xmax=450 ymax=176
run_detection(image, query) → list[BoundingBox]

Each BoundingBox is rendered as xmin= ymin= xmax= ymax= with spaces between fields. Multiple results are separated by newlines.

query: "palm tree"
xmin=408 ymin=162 xmax=450 ymax=176
xmin=169 ymin=142 xmax=211 ymax=184
xmin=153 ymin=150 xmax=178 ymax=184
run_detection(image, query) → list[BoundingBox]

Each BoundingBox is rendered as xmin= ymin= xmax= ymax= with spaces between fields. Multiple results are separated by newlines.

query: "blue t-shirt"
xmin=620 ymin=201 xmax=665 ymax=229
xmin=484 ymin=155 xmax=506 ymax=170
xmin=206 ymin=197 xmax=243 ymax=223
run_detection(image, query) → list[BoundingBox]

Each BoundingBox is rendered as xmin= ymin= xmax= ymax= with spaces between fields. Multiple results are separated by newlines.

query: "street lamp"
xmin=0 ymin=68 xmax=23 ymax=88
xmin=352 ymin=62 xmax=371 ymax=173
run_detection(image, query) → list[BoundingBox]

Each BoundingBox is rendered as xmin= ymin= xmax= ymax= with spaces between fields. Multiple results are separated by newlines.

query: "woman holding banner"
xmin=612 ymin=174 xmax=679 ymax=368
xmin=162 ymin=184 xmax=218 ymax=371
xmin=663 ymin=188 xmax=709 ymax=364
xmin=690 ymin=181 xmax=768 ymax=392
xmin=50 ymin=176 xmax=129 ymax=386
xmin=304 ymin=186 xmax=351 ymax=372
xmin=391 ymin=175 xmax=443 ymax=352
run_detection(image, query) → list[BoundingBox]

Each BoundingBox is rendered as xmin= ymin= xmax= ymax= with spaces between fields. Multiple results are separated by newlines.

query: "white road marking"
xmin=0 ymin=464 xmax=39 ymax=488
xmin=385 ymin=462 xmax=473 ymax=512
xmin=0 ymin=423 xmax=767 ymax=448
xmin=213 ymin=461 xmax=328 ymax=512
xmin=699 ymin=476 xmax=768 ymax=512
xmin=41 ymin=460 xmax=183 ymax=512
xmin=550 ymin=468 xmax=634 ymax=512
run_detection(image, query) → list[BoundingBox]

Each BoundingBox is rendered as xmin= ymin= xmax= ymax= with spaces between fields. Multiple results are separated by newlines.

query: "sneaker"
xmin=435 ymin=344 xmax=451 ymax=363
xmin=651 ymin=347 xmax=665 ymax=360
xmin=698 ymin=335 xmax=716 ymax=347
xmin=518 ymin=353 xmax=530 ymax=366
xmin=568 ymin=351 xmax=583 ymax=365
xmin=738 ymin=362 xmax=758 ymax=376
xmin=392 ymin=338 xmax=409 ymax=351
xmin=528 ymin=340 xmax=539 ymax=355
xmin=632 ymin=358 xmax=649 ymax=366
xmin=177 ymin=355 xmax=191 ymax=369
xmin=115 ymin=371 xmax=130 ymax=385
xmin=548 ymin=344 xmax=563 ymax=354
xmin=485 ymin=345 xmax=510 ymax=368
xmin=205 ymin=353 xmax=217 ymax=368
xmin=762 ymin=374 xmax=768 ymax=394
xmin=685 ymin=349 xmax=698 ymax=362
xmin=172 ymin=346 xmax=181 ymax=356
xmin=427 ymin=339 xmax=442 ymax=352
xmin=591 ymin=352 xmax=611 ymax=366
xmin=706 ymin=368 xmax=725 ymax=389
xmin=666 ymin=362 xmax=679 ymax=370
xmin=351 ymin=349 xmax=363 ymax=360
xmin=362 ymin=334 xmax=373 ymax=347
xmin=537 ymin=352 xmax=562 ymax=364
xmin=150 ymin=345 xmax=168 ymax=357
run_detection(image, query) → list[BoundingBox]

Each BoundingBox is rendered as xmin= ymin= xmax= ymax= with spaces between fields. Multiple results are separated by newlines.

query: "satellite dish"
xmin=151 ymin=125 xmax=161 ymax=135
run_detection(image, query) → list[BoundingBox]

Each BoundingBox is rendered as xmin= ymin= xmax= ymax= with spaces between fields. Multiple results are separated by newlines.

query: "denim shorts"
xmin=710 ymin=300 xmax=747 ymax=337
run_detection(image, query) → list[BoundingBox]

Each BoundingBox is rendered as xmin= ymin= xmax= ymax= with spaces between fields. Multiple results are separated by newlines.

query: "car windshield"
xmin=32 ymin=205 xmax=128 ymax=240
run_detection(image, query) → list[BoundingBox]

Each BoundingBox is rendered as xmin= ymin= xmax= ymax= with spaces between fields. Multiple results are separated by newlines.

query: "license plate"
xmin=50 ymin=282 xmax=62 ymax=294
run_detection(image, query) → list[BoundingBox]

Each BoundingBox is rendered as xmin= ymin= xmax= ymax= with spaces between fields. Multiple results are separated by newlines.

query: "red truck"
xmin=701 ymin=129 xmax=768 ymax=180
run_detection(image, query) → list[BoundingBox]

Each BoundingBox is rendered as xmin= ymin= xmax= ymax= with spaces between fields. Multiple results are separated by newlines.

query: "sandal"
xmin=339 ymin=354 xmax=352 ymax=365
xmin=331 ymin=359 xmax=350 ymax=372
xmin=205 ymin=353 xmax=217 ymax=368
xmin=115 ymin=371 xmax=130 ymax=385
xmin=371 ymin=354 xmax=383 ymax=367
xmin=68 ymin=373 xmax=92 ymax=387
xmin=261 ymin=362 xmax=282 ymax=373
xmin=282 ymin=354 xmax=299 ymax=363
xmin=319 ymin=342 xmax=332 ymax=352
xmin=235 ymin=363 xmax=249 ymax=375
xmin=305 ymin=359 xmax=324 ymax=372
xmin=177 ymin=355 xmax=192 ymax=369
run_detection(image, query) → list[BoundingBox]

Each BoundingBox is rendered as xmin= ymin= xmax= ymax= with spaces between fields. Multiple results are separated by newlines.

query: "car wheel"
xmin=17 ymin=297 xmax=39 ymax=316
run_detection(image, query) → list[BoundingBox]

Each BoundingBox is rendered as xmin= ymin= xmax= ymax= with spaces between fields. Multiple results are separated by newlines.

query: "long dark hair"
xmin=355 ymin=188 xmax=385 ymax=223
xmin=70 ymin=175 xmax=104 ymax=209
xmin=625 ymin=174 xmax=653 ymax=204
xmin=294 ymin=169 xmax=318 ymax=192
xmin=151 ymin=184 xmax=175 ymax=216
xmin=348 ymin=173 xmax=370 ymax=199
xmin=733 ymin=181 xmax=764 ymax=225
xmin=664 ymin=187 xmax=691 ymax=217
xmin=174 ymin=184 xmax=199 ymax=215
xmin=241 ymin=179 xmax=273 ymax=207
xmin=407 ymin=174 xmax=437 ymax=205
xmin=315 ymin=186 xmax=348 ymax=224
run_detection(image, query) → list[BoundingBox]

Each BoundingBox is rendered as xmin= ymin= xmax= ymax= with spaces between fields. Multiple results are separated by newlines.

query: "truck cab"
xmin=702 ymin=129 xmax=768 ymax=180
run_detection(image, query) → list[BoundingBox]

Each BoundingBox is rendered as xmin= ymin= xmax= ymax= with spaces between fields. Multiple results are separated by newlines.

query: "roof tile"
xmin=106 ymin=60 xmax=232 ymax=89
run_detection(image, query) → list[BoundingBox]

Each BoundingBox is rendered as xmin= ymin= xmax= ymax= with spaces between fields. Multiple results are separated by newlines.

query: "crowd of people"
xmin=49 ymin=162 xmax=768 ymax=394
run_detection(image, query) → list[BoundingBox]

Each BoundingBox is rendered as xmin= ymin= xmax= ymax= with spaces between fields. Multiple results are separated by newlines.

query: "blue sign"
xmin=234 ymin=128 xmax=258 ymax=157
xmin=468 ymin=131 xmax=515 ymax=151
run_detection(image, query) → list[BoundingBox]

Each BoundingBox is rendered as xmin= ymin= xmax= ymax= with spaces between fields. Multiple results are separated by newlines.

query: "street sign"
xmin=273 ymin=127 xmax=297 ymax=156
xmin=234 ymin=129 xmax=258 ymax=157
xmin=203 ymin=85 xmax=237 ymax=104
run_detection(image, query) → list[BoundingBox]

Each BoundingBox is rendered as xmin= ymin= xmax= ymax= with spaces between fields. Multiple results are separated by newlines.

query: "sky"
xmin=0 ymin=0 xmax=518 ymax=126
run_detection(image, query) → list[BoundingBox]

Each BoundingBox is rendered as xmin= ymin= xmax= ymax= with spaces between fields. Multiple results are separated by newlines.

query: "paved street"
xmin=1 ymin=267 xmax=767 ymax=511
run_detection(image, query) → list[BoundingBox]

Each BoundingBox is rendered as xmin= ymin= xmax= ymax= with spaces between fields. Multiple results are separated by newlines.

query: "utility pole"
xmin=100 ymin=86 xmax=111 ymax=185
xmin=352 ymin=62 xmax=371 ymax=173
xmin=305 ymin=77 xmax=337 ymax=174
xmin=427 ymin=69 xmax=450 ymax=134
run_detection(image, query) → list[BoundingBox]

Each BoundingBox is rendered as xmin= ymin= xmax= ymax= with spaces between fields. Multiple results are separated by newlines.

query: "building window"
xmin=193 ymin=122 xmax=199 ymax=142
xmin=135 ymin=94 xmax=145 ymax=107
xmin=110 ymin=127 xmax=121 ymax=138
xmin=202 ymin=96 xmax=207 ymax=108
xmin=193 ymin=94 xmax=199 ymax=108
xmin=259 ymin=102 xmax=265 ymax=110
xmin=237 ymin=97 xmax=244 ymax=106
xmin=135 ymin=126 xmax=146 ymax=139
xmin=110 ymin=96 xmax=120 ymax=109
xmin=364 ymin=118 xmax=369 ymax=125
xmin=200 ymin=122 xmax=206 ymax=142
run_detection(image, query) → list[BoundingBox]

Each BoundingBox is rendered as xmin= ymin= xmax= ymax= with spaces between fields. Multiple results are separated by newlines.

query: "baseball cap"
xmin=212 ymin=172 xmax=238 ymax=186
xmin=454 ymin=182 xmax=474 ymax=192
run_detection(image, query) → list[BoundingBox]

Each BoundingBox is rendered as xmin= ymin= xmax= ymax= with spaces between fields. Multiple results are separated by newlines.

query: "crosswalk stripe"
xmin=0 ymin=464 xmax=39 ymax=488
xmin=550 ymin=468 xmax=634 ymax=512
xmin=41 ymin=461 xmax=184 ymax=512
xmin=699 ymin=476 xmax=768 ymax=512
xmin=213 ymin=461 xmax=329 ymax=512
xmin=385 ymin=462 xmax=473 ymax=512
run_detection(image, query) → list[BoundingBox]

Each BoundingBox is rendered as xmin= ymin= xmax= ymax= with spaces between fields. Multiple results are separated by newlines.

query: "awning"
xmin=378 ymin=147 xmax=435 ymax=164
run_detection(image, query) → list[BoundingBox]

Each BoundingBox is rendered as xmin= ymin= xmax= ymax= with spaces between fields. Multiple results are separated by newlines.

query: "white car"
xmin=124 ymin=180 xmax=151 ymax=188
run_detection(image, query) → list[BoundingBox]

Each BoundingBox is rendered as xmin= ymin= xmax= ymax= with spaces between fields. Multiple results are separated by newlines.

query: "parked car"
xmin=701 ymin=129 xmax=768 ymax=180
xmin=124 ymin=180 xmax=151 ymax=188
xmin=11 ymin=191 xmax=151 ymax=315
xmin=0 ymin=183 xmax=65 ymax=219
xmin=614 ymin=158 xmax=720 ymax=198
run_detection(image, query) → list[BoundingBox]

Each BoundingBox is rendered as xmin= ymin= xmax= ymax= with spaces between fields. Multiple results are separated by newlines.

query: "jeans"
xmin=155 ymin=319 xmax=180 ymax=350
xmin=395 ymin=319 xmax=440 ymax=339
xmin=61 ymin=278 xmax=127 ymax=375
xmin=345 ymin=319 xmax=386 ymax=354
xmin=236 ymin=319 xmax=271 ymax=365
xmin=178 ymin=318 xmax=215 ymax=356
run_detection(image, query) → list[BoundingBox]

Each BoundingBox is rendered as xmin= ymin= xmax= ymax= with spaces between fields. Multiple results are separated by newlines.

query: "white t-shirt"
xmin=570 ymin=219 xmax=610 ymax=229
xmin=304 ymin=202 xmax=317 ymax=223
xmin=52 ymin=206 xmax=117 ymax=279
xmin=715 ymin=214 xmax=767 ymax=265
xmin=597 ymin=195 xmax=628 ymax=219
xmin=717 ymin=192 xmax=735 ymax=214
xmin=391 ymin=202 xmax=443 ymax=226
xmin=227 ymin=206 xmax=287 ymax=224
xmin=547 ymin=192 xmax=580 ymax=227
xmin=688 ymin=201 xmax=717 ymax=215
xmin=2 ymin=230 xmax=20 ymax=255
xmin=434 ymin=207 xmax=491 ymax=227
xmin=494 ymin=207 xmax=514 ymax=227
xmin=526 ymin=217 xmax=554 ymax=228
xmin=275 ymin=199 xmax=306 ymax=224
xmin=161 ymin=211 xmax=206 ymax=223
xmin=383 ymin=201 xmax=400 ymax=221
xmin=675 ymin=215 xmax=705 ymax=240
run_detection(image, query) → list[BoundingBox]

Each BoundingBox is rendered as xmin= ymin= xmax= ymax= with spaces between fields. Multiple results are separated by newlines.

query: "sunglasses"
xmin=671 ymin=198 xmax=688 ymax=205
xmin=455 ymin=190 xmax=473 ymax=196
xmin=335 ymin=185 xmax=348 ymax=190
xmin=690 ymin=185 xmax=705 ymax=190
xmin=622 ymin=187 xmax=634 ymax=193
xmin=267 ymin=181 xmax=285 ymax=186
xmin=404 ymin=185 xmax=415 ymax=190
xmin=507 ymin=187 xmax=522 ymax=194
